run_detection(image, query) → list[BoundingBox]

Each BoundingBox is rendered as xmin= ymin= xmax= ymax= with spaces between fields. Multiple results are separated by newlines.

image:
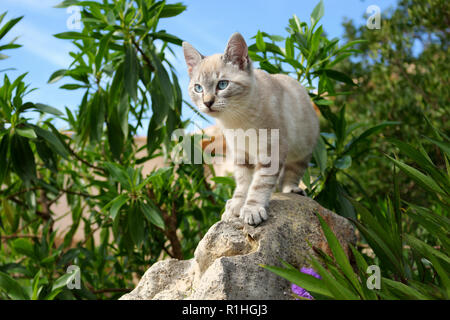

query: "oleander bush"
xmin=0 ymin=0 xmax=448 ymax=300
xmin=0 ymin=1 xmax=231 ymax=299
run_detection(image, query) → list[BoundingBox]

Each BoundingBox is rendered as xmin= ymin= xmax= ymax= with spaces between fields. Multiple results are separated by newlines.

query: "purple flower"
xmin=291 ymin=267 xmax=321 ymax=300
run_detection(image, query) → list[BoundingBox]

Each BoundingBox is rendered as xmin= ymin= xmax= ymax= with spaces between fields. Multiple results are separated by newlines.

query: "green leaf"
xmin=336 ymin=39 xmax=367 ymax=53
xmin=351 ymin=217 xmax=404 ymax=276
xmin=210 ymin=176 xmax=236 ymax=187
xmin=150 ymin=31 xmax=183 ymax=45
xmin=159 ymin=3 xmax=187 ymax=18
xmin=53 ymin=31 xmax=90 ymax=40
xmin=124 ymin=43 xmax=139 ymax=101
xmin=47 ymin=268 xmax=79 ymax=299
xmin=260 ymin=263 xmax=333 ymax=298
xmin=31 ymin=270 xmax=43 ymax=300
xmin=382 ymin=278 xmax=429 ymax=300
xmin=148 ymin=49 xmax=173 ymax=106
xmin=386 ymin=155 xmax=445 ymax=196
xmin=33 ymin=103 xmax=64 ymax=116
xmin=315 ymin=212 xmax=364 ymax=297
xmin=12 ymin=238 xmax=35 ymax=258
xmin=0 ymin=271 xmax=30 ymax=300
xmin=345 ymin=121 xmax=400 ymax=155
xmin=54 ymin=0 xmax=80 ymax=8
xmin=32 ymin=126 xmax=69 ymax=159
xmin=388 ymin=138 xmax=436 ymax=171
xmin=335 ymin=155 xmax=352 ymax=170
xmin=405 ymin=203 xmax=450 ymax=249
xmin=11 ymin=134 xmax=36 ymax=183
xmin=318 ymin=69 xmax=355 ymax=85
xmin=256 ymin=31 xmax=266 ymax=52
xmin=405 ymin=234 xmax=450 ymax=268
xmin=1 ymin=198 xmax=14 ymax=227
xmin=313 ymin=135 xmax=327 ymax=174
xmin=95 ymin=31 xmax=113 ymax=71
xmin=349 ymin=244 xmax=378 ymax=300
xmin=60 ymin=84 xmax=88 ymax=90
xmin=16 ymin=127 xmax=37 ymax=139
xmin=47 ymin=69 xmax=67 ymax=84
xmin=0 ymin=16 xmax=23 ymax=40
xmin=309 ymin=257 xmax=360 ymax=299
xmin=140 ymin=202 xmax=165 ymax=229
xmin=105 ymin=194 xmax=129 ymax=221
xmin=0 ymin=134 xmax=9 ymax=184
xmin=285 ymin=36 xmax=294 ymax=59
xmin=310 ymin=0 xmax=324 ymax=24
xmin=104 ymin=163 xmax=131 ymax=189
xmin=129 ymin=204 xmax=144 ymax=247
xmin=259 ymin=60 xmax=280 ymax=74
xmin=422 ymin=136 xmax=450 ymax=157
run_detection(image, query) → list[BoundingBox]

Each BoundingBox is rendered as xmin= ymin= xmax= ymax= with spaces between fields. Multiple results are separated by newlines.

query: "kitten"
xmin=183 ymin=32 xmax=319 ymax=225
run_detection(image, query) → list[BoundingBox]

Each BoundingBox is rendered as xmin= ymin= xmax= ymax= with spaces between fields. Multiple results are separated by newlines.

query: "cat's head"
xmin=182 ymin=33 xmax=254 ymax=117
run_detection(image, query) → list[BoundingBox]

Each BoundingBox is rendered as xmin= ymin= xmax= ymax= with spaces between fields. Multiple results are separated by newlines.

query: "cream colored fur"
xmin=183 ymin=33 xmax=319 ymax=225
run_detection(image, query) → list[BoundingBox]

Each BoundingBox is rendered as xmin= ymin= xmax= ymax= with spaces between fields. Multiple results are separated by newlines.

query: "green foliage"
xmin=264 ymin=130 xmax=449 ymax=300
xmin=337 ymin=0 xmax=449 ymax=205
xmin=0 ymin=12 xmax=23 ymax=65
xmin=0 ymin=2 xmax=231 ymax=300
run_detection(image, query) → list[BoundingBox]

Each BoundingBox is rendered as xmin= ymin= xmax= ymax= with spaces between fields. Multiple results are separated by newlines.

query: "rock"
xmin=120 ymin=193 xmax=356 ymax=300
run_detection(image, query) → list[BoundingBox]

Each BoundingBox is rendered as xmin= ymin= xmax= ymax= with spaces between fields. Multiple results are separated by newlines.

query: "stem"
xmin=68 ymin=145 xmax=106 ymax=173
xmin=161 ymin=200 xmax=183 ymax=260
xmin=131 ymin=36 xmax=155 ymax=72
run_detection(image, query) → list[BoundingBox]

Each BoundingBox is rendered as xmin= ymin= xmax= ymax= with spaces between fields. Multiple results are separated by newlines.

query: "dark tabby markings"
xmin=258 ymin=162 xmax=283 ymax=177
xmin=246 ymin=199 xmax=260 ymax=206
xmin=255 ymin=162 xmax=271 ymax=170
xmin=234 ymin=151 xmax=254 ymax=168
xmin=253 ymin=183 xmax=276 ymax=190
xmin=236 ymin=175 xmax=247 ymax=184
xmin=236 ymin=163 xmax=255 ymax=169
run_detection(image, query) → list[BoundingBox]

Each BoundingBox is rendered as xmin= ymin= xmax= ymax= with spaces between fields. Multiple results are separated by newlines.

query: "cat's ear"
xmin=223 ymin=32 xmax=250 ymax=71
xmin=182 ymin=42 xmax=203 ymax=76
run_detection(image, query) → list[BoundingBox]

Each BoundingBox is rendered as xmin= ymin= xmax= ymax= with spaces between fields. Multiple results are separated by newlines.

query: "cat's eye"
xmin=194 ymin=84 xmax=203 ymax=93
xmin=217 ymin=80 xmax=229 ymax=90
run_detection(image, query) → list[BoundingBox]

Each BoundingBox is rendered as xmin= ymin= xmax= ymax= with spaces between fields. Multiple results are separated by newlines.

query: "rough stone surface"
xmin=120 ymin=193 xmax=356 ymax=300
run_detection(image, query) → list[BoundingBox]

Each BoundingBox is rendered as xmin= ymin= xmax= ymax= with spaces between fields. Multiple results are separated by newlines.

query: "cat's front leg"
xmin=240 ymin=161 xmax=282 ymax=225
xmin=222 ymin=163 xmax=254 ymax=221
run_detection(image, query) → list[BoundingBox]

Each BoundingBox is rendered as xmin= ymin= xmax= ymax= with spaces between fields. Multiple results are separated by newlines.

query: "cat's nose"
xmin=203 ymin=98 xmax=215 ymax=109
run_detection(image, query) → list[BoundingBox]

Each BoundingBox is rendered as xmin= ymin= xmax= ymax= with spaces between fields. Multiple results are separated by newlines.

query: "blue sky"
xmin=2 ymin=0 xmax=398 ymax=134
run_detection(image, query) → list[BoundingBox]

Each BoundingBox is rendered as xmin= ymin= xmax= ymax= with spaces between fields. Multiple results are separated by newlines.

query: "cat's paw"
xmin=282 ymin=185 xmax=307 ymax=196
xmin=222 ymin=198 xmax=244 ymax=221
xmin=239 ymin=205 xmax=268 ymax=226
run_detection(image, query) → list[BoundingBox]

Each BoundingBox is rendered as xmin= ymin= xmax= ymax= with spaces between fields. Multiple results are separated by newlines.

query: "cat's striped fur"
xmin=183 ymin=33 xmax=319 ymax=225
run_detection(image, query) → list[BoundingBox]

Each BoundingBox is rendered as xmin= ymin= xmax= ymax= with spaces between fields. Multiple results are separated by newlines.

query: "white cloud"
xmin=8 ymin=21 xmax=74 ymax=68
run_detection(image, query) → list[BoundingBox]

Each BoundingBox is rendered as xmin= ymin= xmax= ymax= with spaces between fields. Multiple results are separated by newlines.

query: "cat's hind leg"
xmin=281 ymin=155 xmax=311 ymax=196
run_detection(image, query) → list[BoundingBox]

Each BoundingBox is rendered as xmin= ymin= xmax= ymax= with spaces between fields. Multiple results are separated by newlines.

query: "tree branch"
xmin=131 ymin=36 xmax=155 ymax=72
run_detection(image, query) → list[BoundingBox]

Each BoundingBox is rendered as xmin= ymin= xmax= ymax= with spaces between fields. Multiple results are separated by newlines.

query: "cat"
xmin=182 ymin=32 xmax=319 ymax=226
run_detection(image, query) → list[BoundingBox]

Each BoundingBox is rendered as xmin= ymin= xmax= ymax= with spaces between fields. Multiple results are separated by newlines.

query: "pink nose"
xmin=204 ymin=99 xmax=215 ymax=108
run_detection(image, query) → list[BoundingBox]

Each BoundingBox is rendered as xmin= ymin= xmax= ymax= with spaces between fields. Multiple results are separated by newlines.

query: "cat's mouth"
xmin=201 ymin=108 xmax=219 ymax=114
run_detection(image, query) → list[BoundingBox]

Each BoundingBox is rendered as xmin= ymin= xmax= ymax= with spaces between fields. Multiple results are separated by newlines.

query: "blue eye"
xmin=194 ymin=84 xmax=203 ymax=93
xmin=217 ymin=80 xmax=229 ymax=90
